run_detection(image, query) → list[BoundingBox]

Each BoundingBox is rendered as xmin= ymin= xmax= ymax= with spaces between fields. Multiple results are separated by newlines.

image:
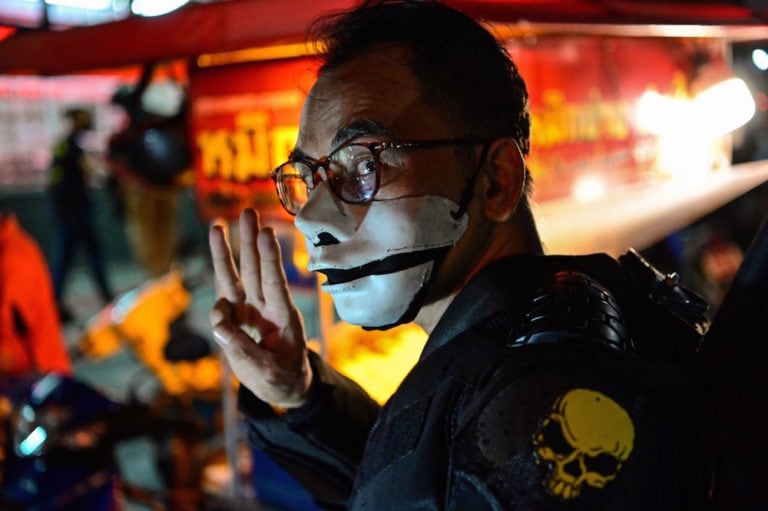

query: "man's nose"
xmin=315 ymin=232 xmax=339 ymax=246
xmin=294 ymin=180 xmax=354 ymax=246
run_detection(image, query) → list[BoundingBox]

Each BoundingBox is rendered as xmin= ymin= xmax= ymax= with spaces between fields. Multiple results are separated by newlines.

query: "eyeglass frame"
xmin=270 ymin=137 xmax=494 ymax=216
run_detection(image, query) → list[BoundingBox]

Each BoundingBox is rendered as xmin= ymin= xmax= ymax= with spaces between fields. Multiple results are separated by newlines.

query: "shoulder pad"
xmin=507 ymin=270 xmax=635 ymax=355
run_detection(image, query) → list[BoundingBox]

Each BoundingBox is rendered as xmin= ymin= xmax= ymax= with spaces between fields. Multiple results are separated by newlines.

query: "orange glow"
xmin=197 ymin=43 xmax=315 ymax=68
xmin=78 ymin=269 xmax=225 ymax=396
xmin=323 ymin=323 xmax=428 ymax=404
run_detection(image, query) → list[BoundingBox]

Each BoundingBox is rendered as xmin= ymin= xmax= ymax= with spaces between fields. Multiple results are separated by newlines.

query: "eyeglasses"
xmin=271 ymin=137 xmax=492 ymax=215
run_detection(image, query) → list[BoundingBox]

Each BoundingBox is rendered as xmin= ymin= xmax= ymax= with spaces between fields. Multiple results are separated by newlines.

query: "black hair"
xmin=309 ymin=0 xmax=531 ymax=159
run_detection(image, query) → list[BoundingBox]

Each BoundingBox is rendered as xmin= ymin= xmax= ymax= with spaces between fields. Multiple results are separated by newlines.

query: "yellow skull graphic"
xmin=533 ymin=388 xmax=635 ymax=500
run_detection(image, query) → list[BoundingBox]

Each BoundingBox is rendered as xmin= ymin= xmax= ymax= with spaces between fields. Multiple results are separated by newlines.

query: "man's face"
xmin=292 ymin=47 xmax=479 ymax=328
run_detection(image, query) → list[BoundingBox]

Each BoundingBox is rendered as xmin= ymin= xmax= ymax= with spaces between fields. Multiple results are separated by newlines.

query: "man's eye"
xmin=352 ymin=157 xmax=376 ymax=176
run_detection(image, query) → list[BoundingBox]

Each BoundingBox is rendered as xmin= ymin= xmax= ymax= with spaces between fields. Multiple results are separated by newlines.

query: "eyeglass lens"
xmin=277 ymin=144 xmax=379 ymax=214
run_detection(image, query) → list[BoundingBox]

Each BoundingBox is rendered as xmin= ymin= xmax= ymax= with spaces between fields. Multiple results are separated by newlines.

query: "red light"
xmin=0 ymin=25 xmax=16 ymax=43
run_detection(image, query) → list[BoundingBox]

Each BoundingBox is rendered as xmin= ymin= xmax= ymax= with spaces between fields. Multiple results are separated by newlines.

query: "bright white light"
xmin=131 ymin=0 xmax=189 ymax=16
xmin=753 ymin=48 xmax=768 ymax=71
xmin=635 ymin=78 xmax=755 ymax=137
xmin=635 ymin=90 xmax=686 ymax=135
xmin=634 ymin=78 xmax=755 ymax=179
xmin=142 ymin=80 xmax=185 ymax=116
xmin=572 ymin=175 xmax=608 ymax=202
xmin=693 ymin=78 xmax=755 ymax=135
xmin=44 ymin=0 xmax=112 ymax=9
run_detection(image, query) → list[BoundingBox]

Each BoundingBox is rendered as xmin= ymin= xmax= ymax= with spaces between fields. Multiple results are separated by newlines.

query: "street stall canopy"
xmin=0 ymin=0 xmax=767 ymax=75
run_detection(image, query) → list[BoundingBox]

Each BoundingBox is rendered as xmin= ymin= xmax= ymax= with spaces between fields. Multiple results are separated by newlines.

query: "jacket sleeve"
xmin=238 ymin=349 xmax=380 ymax=509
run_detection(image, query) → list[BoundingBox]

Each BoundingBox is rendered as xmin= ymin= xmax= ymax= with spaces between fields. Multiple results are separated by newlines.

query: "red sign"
xmin=509 ymin=36 xmax=702 ymax=201
xmin=190 ymin=37 xmax=725 ymax=214
xmin=189 ymin=58 xmax=318 ymax=221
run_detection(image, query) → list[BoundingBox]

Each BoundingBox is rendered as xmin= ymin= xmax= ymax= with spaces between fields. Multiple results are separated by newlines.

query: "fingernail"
xmin=213 ymin=329 xmax=230 ymax=347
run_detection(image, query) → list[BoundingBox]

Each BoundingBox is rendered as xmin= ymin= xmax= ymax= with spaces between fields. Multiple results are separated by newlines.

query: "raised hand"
xmin=209 ymin=208 xmax=312 ymax=409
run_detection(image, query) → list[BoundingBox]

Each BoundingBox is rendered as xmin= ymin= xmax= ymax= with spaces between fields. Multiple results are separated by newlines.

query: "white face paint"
xmin=295 ymin=191 xmax=468 ymax=328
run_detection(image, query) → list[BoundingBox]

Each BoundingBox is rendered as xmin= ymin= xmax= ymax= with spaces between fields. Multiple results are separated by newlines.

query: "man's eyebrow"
xmin=331 ymin=120 xmax=395 ymax=149
xmin=290 ymin=120 xmax=396 ymax=161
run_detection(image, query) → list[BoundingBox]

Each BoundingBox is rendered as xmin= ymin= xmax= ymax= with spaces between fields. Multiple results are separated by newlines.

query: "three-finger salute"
xmin=209 ymin=208 xmax=313 ymax=409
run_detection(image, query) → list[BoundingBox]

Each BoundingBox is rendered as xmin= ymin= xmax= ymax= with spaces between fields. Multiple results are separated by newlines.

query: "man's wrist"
xmin=270 ymin=353 xmax=315 ymax=411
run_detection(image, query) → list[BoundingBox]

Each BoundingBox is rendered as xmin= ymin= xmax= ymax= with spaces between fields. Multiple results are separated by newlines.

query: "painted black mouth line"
xmin=318 ymin=247 xmax=450 ymax=285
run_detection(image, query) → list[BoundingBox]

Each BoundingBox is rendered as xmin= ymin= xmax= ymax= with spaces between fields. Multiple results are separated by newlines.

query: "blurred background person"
xmin=47 ymin=107 xmax=114 ymax=322
xmin=107 ymin=64 xmax=192 ymax=277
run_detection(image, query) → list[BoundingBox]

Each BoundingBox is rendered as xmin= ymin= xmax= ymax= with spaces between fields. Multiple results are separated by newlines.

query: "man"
xmin=48 ymin=107 xmax=114 ymax=321
xmin=209 ymin=1 xmax=710 ymax=508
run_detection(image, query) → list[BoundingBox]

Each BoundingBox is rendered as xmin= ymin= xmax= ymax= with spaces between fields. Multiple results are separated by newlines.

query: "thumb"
xmin=212 ymin=320 xmax=237 ymax=348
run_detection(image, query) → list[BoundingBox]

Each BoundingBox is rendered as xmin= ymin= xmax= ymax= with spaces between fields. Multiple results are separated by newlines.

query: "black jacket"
xmin=239 ymin=254 xmax=711 ymax=510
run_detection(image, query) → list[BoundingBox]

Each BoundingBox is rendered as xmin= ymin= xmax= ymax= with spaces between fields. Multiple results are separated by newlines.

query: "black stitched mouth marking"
xmin=317 ymin=247 xmax=450 ymax=285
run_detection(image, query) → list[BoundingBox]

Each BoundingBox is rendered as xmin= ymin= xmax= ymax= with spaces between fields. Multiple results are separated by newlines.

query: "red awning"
xmin=0 ymin=0 xmax=767 ymax=75
xmin=0 ymin=0 xmax=354 ymax=75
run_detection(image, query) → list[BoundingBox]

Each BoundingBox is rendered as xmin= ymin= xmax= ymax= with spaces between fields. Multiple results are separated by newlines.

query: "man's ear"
xmin=481 ymin=138 xmax=525 ymax=222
